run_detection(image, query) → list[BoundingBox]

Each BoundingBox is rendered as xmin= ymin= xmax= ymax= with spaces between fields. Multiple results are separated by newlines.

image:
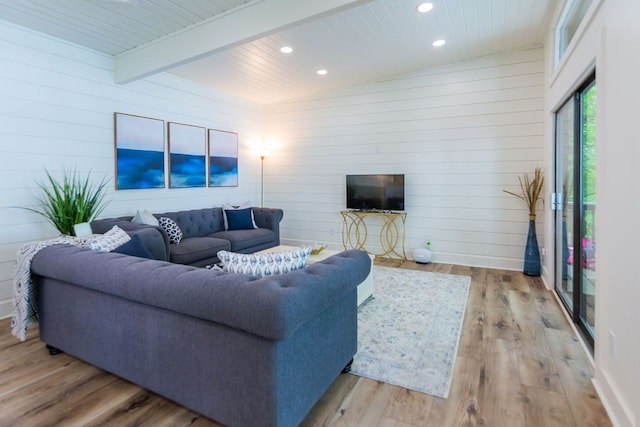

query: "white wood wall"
xmin=0 ymin=19 xmax=546 ymax=320
xmin=0 ymin=21 xmax=264 ymax=319
xmin=265 ymin=48 xmax=545 ymax=268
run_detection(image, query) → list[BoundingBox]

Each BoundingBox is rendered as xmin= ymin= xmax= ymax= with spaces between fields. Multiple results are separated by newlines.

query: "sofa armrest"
xmin=91 ymin=218 xmax=170 ymax=261
xmin=90 ymin=216 xmax=133 ymax=234
xmin=32 ymin=246 xmax=370 ymax=340
xmin=252 ymin=208 xmax=284 ymax=244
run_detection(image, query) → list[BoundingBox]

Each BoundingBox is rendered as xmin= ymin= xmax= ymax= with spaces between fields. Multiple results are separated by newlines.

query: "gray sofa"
xmin=91 ymin=207 xmax=284 ymax=267
xmin=32 ymin=245 xmax=371 ymax=427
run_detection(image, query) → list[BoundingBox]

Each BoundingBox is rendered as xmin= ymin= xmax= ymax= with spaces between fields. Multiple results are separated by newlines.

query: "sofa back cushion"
xmin=31 ymin=245 xmax=370 ymax=340
xmin=157 ymin=208 xmax=224 ymax=239
xmin=90 ymin=216 xmax=134 ymax=234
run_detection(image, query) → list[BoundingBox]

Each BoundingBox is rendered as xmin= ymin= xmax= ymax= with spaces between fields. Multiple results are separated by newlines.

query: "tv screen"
xmin=346 ymin=174 xmax=405 ymax=211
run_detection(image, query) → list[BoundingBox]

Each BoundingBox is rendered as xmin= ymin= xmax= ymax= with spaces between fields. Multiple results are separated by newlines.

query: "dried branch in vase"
xmin=503 ymin=166 xmax=545 ymax=217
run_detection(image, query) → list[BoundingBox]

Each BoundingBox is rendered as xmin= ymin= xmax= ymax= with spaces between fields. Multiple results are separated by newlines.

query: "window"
xmin=555 ymin=0 xmax=594 ymax=66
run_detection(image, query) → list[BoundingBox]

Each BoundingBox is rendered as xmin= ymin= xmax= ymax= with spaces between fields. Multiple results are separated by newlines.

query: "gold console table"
xmin=340 ymin=210 xmax=407 ymax=260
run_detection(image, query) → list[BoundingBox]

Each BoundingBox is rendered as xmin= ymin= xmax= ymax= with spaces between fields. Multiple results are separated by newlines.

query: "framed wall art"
xmin=208 ymin=129 xmax=238 ymax=187
xmin=168 ymin=122 xmax=206 ymax=188
xmin=114 ymin=113 xmax=165 ymax=189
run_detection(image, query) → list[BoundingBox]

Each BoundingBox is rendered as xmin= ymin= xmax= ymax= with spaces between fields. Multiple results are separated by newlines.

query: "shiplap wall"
xmin=265 ymin=48 xmax=545 ymax=268
xmin=0 ymin=21 xmax=264 ymax=319
xmin=0 ymin=18 xmax=546 ymax=320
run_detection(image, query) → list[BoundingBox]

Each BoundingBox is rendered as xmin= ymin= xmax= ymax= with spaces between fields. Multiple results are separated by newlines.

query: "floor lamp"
xmin=260 ymin=154 xmax=266 ymax=207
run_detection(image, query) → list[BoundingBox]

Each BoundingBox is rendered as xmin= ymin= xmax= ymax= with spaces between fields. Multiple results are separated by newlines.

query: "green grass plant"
xmin=24 ymin=169 xmax=109 ymax=236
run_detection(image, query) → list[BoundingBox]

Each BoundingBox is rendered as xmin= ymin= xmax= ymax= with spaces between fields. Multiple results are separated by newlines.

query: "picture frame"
xmin=208 ymin=129 xmax=238 ymax=187
xmin=114 ymin=113 xmax=165 ymax=189
xmin=168 ymin=122 xmax=206 ymax=188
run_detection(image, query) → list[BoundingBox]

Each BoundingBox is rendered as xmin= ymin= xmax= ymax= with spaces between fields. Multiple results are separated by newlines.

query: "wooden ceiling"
xmin=0 ymin=0 xmax=554 ymax=104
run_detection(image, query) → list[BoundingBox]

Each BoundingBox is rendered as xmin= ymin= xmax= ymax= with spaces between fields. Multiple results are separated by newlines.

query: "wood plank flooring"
xmin=0 ymin=261 xmax=612 ymax=426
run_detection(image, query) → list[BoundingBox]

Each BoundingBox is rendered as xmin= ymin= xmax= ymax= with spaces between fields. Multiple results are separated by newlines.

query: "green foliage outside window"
xmin=582 ymin=84 xmax=597 ymax=239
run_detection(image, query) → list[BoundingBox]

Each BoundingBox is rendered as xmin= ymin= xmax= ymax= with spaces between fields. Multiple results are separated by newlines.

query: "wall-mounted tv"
xmin=346 ymin=174 xmax=405 ymax=211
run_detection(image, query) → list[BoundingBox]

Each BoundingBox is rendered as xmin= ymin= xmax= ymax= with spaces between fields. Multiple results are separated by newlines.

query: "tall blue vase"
xmin=523 ymin=216 xmax=541 ymax=276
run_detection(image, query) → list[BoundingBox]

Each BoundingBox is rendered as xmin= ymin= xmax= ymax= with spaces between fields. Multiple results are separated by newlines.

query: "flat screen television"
xmin=346 ymin=174 xmax=405 ymax=211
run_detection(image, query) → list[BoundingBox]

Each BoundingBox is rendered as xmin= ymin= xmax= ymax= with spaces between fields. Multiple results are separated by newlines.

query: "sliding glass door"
xmin=554 ymin=72 xmax=596 ymax=349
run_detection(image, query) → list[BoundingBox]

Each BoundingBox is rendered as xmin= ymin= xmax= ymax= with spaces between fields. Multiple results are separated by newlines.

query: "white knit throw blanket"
xmin=11 ymin=236 xmax=85 ymax=341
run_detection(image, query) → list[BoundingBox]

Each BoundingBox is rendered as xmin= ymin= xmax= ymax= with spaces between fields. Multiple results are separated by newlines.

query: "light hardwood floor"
xmin=0 ymin=261 xmax=612 ymax=427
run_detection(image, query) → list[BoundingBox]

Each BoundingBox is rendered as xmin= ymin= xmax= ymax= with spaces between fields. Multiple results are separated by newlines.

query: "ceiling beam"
xmin=114 ymin=0 xmax=372 ymax=84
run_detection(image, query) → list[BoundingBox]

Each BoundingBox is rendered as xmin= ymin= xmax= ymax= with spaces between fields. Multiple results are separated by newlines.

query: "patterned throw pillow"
xmin=131 ymin=209 xmax=159 ymax=227
xmin=217 ymin=247 xmax=312 ymax=277
xmin=158 ymin=217 xmax=183 ymax=244
xmin=85 ymin=225 xmax=131 ymax=251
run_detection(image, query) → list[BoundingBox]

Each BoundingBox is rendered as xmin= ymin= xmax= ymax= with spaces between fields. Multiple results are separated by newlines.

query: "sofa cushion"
xmin=111 ymin=234 xmax=154 ymax=259
xmin=85 ymin=226 xmax=131 ymax=251
xmin=217 ymin=247 xmax=312 ymax=277
xmin=169 ymin=237 xmax=230 ymax=265
xmin=158 ymin=208 xmax=224 ymax=238
xmin=159 ymin=217 xmax=183 ymax=244
xmin=210 ymin=228 xmax=274 ymax=252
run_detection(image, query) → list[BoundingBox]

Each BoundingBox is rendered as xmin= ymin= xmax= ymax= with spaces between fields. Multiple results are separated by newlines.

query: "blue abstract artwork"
xmin=208 ymin=129 xmax=238 ymax=187
xmin=168 ymin=123 xmax=206 ymax=188
xmin=115 ymin=113 xmax=165 ymax=189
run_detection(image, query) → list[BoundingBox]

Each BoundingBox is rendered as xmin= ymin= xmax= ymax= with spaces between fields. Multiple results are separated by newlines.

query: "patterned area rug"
xmin=351 ymin=266 xmax=471 ymax=399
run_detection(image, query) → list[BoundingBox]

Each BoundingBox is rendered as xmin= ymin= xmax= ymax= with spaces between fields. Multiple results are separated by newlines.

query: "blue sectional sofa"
xmin=91 ymin=207 xmax=284 ymax=267
xmin=32 ymin=245 xmax=371 ymax=427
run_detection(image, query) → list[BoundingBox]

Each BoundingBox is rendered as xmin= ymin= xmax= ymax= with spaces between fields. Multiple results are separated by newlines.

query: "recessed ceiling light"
xmin=432 ymin=39 xmax=446 ymax=47
xmin=317 ymin=69 xmax=328 ymax=76
xmin=280 ymin=46 xmax=293 ymax=54
xmin=416 ymin=2 xmax=433 ymax=13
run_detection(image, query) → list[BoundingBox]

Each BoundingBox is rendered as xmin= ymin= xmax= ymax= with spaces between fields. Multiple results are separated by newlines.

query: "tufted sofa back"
xmin=156 ymin=208 xmax=225 ymax=239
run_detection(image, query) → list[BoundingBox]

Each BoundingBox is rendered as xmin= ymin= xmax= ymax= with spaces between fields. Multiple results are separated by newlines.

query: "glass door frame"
xmin=554 ymin=70 xmax=596 ymax=351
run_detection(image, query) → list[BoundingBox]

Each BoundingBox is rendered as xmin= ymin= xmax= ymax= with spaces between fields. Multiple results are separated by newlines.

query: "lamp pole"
xmin=260 ymin=155 xmax=265 ymax=208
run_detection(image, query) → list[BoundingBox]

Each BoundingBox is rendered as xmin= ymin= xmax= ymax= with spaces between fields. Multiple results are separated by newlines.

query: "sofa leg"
xmin=342 ymin=358 xmax=354 ymax=374
xmin=46 ymin=344 xmax=63 ymax=355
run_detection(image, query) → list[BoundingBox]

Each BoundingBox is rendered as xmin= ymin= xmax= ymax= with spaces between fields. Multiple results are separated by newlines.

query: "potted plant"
xmin=504 ymin=166 xmax=544 ymax=276
xmin=24 ymin=169 xmax=109 ymax=236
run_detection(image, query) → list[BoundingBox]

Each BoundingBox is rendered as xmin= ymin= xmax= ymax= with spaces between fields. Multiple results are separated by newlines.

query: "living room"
xmin=0 ymin=0 xmax=637 ymax=426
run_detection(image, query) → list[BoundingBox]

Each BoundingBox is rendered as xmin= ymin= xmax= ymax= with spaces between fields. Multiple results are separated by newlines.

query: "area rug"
xmin=351 ymin=266 xmax=471 ymax=399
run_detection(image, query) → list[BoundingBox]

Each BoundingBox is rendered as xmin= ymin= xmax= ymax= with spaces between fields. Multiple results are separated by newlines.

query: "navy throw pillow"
xmin=225 ymin=208 xmax=255 ymax=230
xmin=111 ymin=234 xmax=154 ymax=259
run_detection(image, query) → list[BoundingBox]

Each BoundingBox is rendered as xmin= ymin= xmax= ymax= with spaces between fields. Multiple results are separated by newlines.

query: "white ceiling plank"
xmin=0 ymin=0 xmax=553 ymax=104
xmin=114 ymin=0 xmax=375 ymax=84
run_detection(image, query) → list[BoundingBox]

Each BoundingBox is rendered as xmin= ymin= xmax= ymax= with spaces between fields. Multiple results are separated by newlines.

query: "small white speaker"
xmin=413 ymin=247 xmax=432 ymax=264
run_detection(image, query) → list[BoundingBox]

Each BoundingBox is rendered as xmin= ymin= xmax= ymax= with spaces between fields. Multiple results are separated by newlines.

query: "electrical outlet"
xmin=609 ymin=330 xmax=616 ymax=360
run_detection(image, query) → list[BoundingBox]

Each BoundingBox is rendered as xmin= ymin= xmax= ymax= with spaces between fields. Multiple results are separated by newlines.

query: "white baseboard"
xmin=593 ymin=369 xmax=636 ymax=427
xmin=0 ymin=299 xmax=12 ymax=322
